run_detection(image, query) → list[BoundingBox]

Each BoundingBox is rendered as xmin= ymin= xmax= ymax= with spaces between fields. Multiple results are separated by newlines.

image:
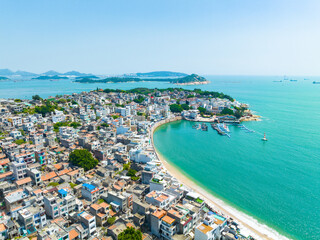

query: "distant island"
xmin=0 ymin=76 xmax=9 ymax=81
xmin=75 ymin=74 xmax=209 ymax=85
xmin=135 ymin=71 xmax=188 ymax=78
xmin=32 ymin=75 xmax=69 ymax=80
xmin=0 ymin=69 xmax=209 ymax=85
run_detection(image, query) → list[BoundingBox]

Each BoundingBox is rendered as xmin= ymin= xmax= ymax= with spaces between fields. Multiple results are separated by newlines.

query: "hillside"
xmin=32 ymin=75 xmax=69 ymax=80
xmin=135 ymin=71 xmax=187 ymax=78
xmin=170 ymin=74 xmax=208 ymax=85
xmin=75 ymin=74 xmax=208 ymax=85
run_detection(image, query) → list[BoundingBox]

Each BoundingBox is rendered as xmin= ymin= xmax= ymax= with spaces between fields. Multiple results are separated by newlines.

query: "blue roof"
xmin=83 ymin=183 xmax=96 ymax=190
xmin=58 ymin=189 xmax=68 ymax=195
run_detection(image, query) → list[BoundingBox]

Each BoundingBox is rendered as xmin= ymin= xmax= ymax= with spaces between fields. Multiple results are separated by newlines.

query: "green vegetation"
xmin=35 ymin=102 xmax=63 ymax=117
xmin=170 ymin=74 xmax=207 ymax=84
xmin=32 ymin=95 xmax=42 ymax=101
xmin=33 ymin=75 xmax=68 ymax=80
xmin=137 ymin=112 xmax=145 ymax=116
xmin=195 ymin=197 xmax=204 ymax=204
xmin=169 ymin=104 xmax=183 ymax=113
xmin=127 ymin=168 xmax=139 ymax=181
xmin=14 ymin=99 xmax=22 ymax=102
xmin=197 ymin=107 xmax=206 ymax=114
xmin=97 ymin=198 xmax=105 ymax=204
xmin=53 ymin=122 xmax=70 ymax=132
xmin=112 ymin=115 xmax=119 ymax=119
xmin=220 ymin=108 xmax=234 ymax=115
xmin=123 ymin=163 xmax=130 ymax=171
xmin=69 ymin=122 xmax=81 ymax=129
xmin=57 ymin=98 xmax=67 ymax=104
xmin=133 ymin=95 xmax=145 ymax=104
xmin=14 ymin=139 xmax=26 ymax=145
xmin=118 ymin=227 xmax=142 ymax=240
xmin=100 ymin=123 xmax=109 ymax=128
xmin=69 ymin=182 xmax=77 ymax=188
xmin=151 ymin=178 xmax=160 ymax=183
xmin=48 ymin=182 xmax=59 ymax=187
xmin=169 ymin=103 xmax=190 ymax=112
xmin=181 ymin=104 xmax=190 ymax=110
xmin=69 ymin=149 xmax=98 ymax=171
xmin=76 ymin=74 xmax=206 ymax=86
xmin=53 ymin=121 xmax=81 ymax=132
xmin=22 ymin=107 xmax=36 ymax=114
xmin=187 ymin=94 xmax=195 ymax=98
xmin=101 ymin=88 xmax=233 ymax=101
xmin=107 ymin=217 xmax=116 ymax=225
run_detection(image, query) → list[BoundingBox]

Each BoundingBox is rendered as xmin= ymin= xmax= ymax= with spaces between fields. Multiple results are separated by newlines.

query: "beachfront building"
xmin=195 ymin=212 xmax=227 ymax=240
xmin=145 ymin=191 xmax=176 ymax=209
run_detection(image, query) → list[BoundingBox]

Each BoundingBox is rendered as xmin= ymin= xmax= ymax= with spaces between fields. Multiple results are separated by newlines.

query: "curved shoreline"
xmin=150 ymin=117 xmax=290 ymax=240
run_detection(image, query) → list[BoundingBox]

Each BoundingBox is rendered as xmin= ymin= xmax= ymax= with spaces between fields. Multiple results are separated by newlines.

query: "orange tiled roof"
xmin=16 ymin=177 xmax=32 ymax=185
xmin=69 ymin=229 xmax=79 ymax=240
xmin=0 ymin=223 xmax=6 ymax=232
xmin=99 ymin=202 xmax=109 ymax=208
xmin=41 ymin=171 xmax=57 ymax=181
xmin=58 ymin=168 xmax=71 ymax=176
xmin=0 ymin=171 xmax=12 ymax=179
xmin=53 ymin=164 xmax=62 ymax=170
xmin=126 ymin=223 xmax=134 ymax=228
xmin=0 ymin=159 xmax=9 ymax=165
xmin=90 ymin=204 xmax=101 ymax=211
xmin=152 ymin=209 xmax=166 ymax=219
xmin=162 ymin=215 xmax=175 ymax=225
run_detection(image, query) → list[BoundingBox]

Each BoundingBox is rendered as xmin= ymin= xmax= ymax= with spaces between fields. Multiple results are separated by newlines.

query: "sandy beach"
xmin=151 ymin=119 xmax=290 ymax=240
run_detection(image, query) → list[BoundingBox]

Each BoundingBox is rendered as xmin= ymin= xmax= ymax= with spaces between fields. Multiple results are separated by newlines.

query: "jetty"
xmin=211 ymin=123 xmax=230 ymax=137
xmin=238 ymin=124 xmax=255 ymax=133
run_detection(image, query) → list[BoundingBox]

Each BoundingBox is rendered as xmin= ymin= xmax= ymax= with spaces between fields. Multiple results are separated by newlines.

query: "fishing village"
xmin=0 ymin=87 xmax=267 ymax=240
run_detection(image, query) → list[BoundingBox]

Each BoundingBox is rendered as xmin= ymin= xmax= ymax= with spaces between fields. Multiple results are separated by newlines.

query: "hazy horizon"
xmin=1 ymin=0 xmax=320 ymax=76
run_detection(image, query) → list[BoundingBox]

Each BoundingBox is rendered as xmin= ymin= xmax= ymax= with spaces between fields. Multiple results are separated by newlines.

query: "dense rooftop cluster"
xmin=0 ymin=88 xmax=253 ymax=240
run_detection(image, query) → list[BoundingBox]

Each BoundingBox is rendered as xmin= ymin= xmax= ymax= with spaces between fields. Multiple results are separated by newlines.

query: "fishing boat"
xmin=262 ymin=133 xmax=268 ymax=141
xmin=313 ymin=81 xmax=320 ymax=84
xmin=201 ymin=123 xmax=208 ymax=131
xmin=217 ymin=123 xmax=230 ymax=133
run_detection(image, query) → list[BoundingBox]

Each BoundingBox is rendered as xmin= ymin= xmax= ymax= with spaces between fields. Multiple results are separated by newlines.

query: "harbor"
xmin=192 ymin=121 xmax=262 ymax=140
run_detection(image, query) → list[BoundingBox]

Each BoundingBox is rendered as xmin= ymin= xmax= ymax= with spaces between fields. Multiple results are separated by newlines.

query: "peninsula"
xmin=75 ymin=73 xmax=210 ymax=85
xmin=0 ymin=87 xmax=275 ymax=240
xmin=32 ymin=75 xmax=69 ymax=80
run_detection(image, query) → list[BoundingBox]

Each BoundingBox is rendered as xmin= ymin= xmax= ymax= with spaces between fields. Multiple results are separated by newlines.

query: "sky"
xmin=1 ymin=0 xmax=320 ymax=75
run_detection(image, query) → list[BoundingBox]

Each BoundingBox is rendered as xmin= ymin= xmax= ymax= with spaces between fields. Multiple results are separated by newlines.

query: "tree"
xmin=197 ymin=107 xmax=206 ymax=114
xmin=107 ymin=217 xmax=116 ymax=225
xmin=69 ymin=122 xmax=81 ymax=129
xmin=32 ymin=95 xmax=42 ymax=101
xmin=169 ymin=104 xmax=183 ymax=113
xmin=48 ymin=182 xmax=59 ymax=187
xmin=133 ymin=95 xmax=145 ymax=104
xmin=181 ymin=104 xmax=190 ymax=110
xmin=14 ymin=139 xmax=26 ymax=145
xmin=127 ymin=169 xmax=137 ymax=177
xmin=69 ymin=149 xmax=98 ymax=171
xmin=127 ymin=169 xmax=139 ymax=181
xmin=220 ymin=108 xmax=234 ymax=115
xmin=118 ymin=227 xmax=142 ymax=240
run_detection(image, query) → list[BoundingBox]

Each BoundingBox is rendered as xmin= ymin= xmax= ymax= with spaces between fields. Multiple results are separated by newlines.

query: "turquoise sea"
xmin=1 ymin=76 xmax=319 ymax=239
xmin=153 ymin=76 xmax=320 ymax=240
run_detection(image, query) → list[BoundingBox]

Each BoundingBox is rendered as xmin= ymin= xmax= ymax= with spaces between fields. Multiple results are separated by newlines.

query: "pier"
xmin=238 ymin=124 xmax=255 ymax=133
